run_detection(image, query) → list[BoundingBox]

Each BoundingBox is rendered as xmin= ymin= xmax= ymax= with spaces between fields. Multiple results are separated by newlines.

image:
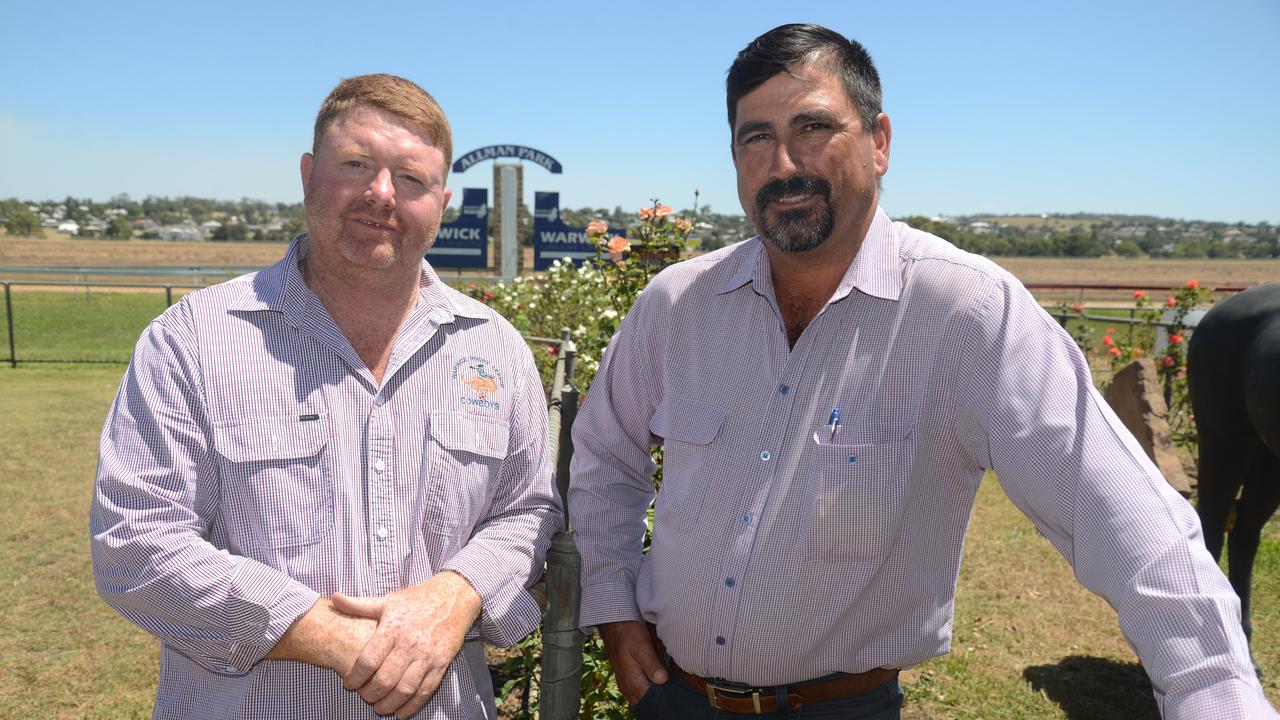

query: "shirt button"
xmin=374 ymin=459 xmax=386 ymax=472
xmin=715 ymin=636 xmax=726 ymax=646
xmin=849 ymin=453 xmax=858 ymax=464
xmin=760 ymin=451 xmax=771 ymax=461
xmin=725 ymin=577 xmax=735 ymax=588
xmin=375 ymin=395 xmax=386 ymax=407
xmin=778 ymin=384 xmax=789 ymax=395
xmin=742 ymin=513 xmax=752 ymax=525
xmin=376 ymin=526 xmax=389 ymax=540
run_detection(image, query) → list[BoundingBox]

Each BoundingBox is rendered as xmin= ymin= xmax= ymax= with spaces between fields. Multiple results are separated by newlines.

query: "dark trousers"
xmin=629 ymin=672 xmax=904 ymax=719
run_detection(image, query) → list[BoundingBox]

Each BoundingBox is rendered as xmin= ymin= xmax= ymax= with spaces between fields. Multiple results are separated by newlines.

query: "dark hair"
xmin=313 ymin=74 xmax=452 ymax=167
xmin=726 ymin=24 xmax=882 ymax=135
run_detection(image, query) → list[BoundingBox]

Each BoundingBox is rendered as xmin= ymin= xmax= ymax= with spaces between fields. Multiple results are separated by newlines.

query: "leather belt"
xmin=666 ymin=657 xmax=898 ymax=714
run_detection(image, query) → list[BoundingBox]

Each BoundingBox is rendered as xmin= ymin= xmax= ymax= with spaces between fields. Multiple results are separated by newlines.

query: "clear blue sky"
xmin=2 ymin=0 xmax=1277 ymax=223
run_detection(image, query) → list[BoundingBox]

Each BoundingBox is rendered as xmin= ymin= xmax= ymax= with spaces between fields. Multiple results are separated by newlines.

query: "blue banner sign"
xmin=533 ymin=192 xmax=596 ymax=270
xmin=427 ymin=188 xmax=488 ymax=269
xmin=452 ymin=145 xmax=563 ymax=174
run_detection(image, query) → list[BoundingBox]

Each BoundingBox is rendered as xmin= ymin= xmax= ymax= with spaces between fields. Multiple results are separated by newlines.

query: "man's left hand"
xmin=332 ymin=571 xmax=482 ymax=719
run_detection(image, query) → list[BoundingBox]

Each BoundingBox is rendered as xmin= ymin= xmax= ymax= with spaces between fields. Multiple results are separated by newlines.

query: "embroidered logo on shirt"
xmin=452 ymin=357 xmax=504 ymax=411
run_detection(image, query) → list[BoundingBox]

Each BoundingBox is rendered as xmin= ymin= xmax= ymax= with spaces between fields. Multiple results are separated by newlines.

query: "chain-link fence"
xmin=1 ymin=281 xmax=202 ymax=367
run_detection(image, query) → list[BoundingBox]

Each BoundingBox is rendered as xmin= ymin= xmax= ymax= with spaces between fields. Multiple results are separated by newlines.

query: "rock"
xmin=1103 ymin=359 xmax=1195 ymax=497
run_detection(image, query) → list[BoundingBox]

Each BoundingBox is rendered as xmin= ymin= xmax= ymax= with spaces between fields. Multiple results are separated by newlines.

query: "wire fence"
xmin=0 ymin=279 xmax=510 ymax=368
xmin=1 ymin=281 xmax=202 ymax=367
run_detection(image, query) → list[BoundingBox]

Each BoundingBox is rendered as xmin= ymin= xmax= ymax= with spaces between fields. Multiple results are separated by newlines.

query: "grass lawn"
xmin=1 ymin=287 xmax=184 ymax=365
xmin=0 ymin=366 xmax=157 ymax=718
xmin=1 ymin=367 xmax=1276 ymax=718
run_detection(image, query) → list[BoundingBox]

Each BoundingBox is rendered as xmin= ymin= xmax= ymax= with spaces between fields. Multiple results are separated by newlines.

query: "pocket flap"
xmin=213 ymin=419 xmax=328 ymax=463
xmin=648 ymin=400 xmax=727 ymax=446
xmin=432 ymin=411 xmax=511 ymax=459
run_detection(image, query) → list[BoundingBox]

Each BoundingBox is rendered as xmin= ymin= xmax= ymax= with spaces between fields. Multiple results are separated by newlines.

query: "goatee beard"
xmin=753 ymin=175 xmax=834 ymax=254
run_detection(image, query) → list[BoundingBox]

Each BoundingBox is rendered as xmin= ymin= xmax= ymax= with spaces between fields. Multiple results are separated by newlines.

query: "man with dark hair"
xmin=570 ymin=24 xmax=1276 ymax=719
xmin=91 ymin=74 xmax=561 ymax=719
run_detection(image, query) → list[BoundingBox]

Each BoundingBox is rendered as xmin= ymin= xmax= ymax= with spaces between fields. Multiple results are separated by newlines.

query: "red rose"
xmin=1162 ymin=356 xmax=1175 ymax=367
xmin=1186 ymin=280 xmax=1199 ymax=289
xmin=1108 ymin=347 xmax=1121 ymax=356
xmin=1101 ymin=335 xmax=1115 ymax=347
xmin=1133 ymin=290 xmax=1146 ymax=299
xmin=1170 ymin=333 xmax=1184 ymax=345
xmin=1167 ymin=296 xmax=1178 ymax=307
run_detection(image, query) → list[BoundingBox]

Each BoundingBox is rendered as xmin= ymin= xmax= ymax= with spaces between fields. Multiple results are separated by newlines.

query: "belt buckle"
xmin=705 ymin=679 xmax=765 ymax=714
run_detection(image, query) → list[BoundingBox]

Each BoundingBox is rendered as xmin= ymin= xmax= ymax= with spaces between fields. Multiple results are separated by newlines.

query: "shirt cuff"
xmin=579 ymin=579 xmax=643 ymax=631
xmin=441 ymin=544 xmax=541 ymax=647
xmin=223 ymin=556 xmax=321 ymax=674
xmin=1158 ymin=677 xmax=1279 ymax=719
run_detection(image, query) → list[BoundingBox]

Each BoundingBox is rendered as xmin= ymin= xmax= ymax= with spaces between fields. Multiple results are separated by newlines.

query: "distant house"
xmin=159 ymin=225 xmax=203 ymax=241
xmin=57 ymin=220 xmax=80 ymax=235
xmin=199 ymin=220 xmax=222 ymax=238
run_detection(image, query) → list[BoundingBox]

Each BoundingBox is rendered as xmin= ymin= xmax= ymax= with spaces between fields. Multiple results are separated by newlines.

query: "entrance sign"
xmin=453 ymin=145 xmax=563 ymax=174
xmin=427 ymin=188 xmax=488 ymax=269
xmin=533 ymin=192 xmax=596 ymax=270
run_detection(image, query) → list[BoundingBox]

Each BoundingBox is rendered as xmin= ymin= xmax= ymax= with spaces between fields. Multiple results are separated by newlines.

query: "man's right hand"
xmin=598 ymin=620 xmax=668 ymax=704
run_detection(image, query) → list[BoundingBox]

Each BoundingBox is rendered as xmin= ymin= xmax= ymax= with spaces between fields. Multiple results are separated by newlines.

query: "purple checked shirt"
xmin=91 ymin=235 xmax=561 ymax=719
xmin=569 ymin=209 xmax=1276 ymax=719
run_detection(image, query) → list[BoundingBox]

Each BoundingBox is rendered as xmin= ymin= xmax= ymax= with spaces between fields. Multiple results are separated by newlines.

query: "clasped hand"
xmin=332 ymin=571 xmax=482 ymax=719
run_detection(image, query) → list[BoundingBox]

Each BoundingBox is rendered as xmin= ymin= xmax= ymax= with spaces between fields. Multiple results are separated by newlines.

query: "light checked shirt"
xmin=569 ymin=208 xmax=1276 ymax=719
xmin=92 ymin=235 xmax=561 ymax=719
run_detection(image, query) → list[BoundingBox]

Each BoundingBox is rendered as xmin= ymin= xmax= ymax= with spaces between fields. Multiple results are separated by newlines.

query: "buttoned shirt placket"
xmin=706 ymin=252 xmax=838 ymax=676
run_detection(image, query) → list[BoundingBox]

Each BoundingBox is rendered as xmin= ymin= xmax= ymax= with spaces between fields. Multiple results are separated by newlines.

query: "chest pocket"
xmin=213 ymin=418 xmax=332 ymax=550
xmin=425 ymin=411 xmax=510 ymax=543
xmin=648 ymin=401 xmax=727 ymax=529
xmin=805 ymin=429 xmax=914 ymax=563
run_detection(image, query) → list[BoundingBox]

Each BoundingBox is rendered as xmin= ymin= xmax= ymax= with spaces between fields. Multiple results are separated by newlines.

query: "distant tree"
xmin=105 ymin=216 xmax=134 ymax=239
xmin=4 ymin=209 xmax=41 ymax=237
xmin=1115 ymin=240 xmax=1143 ymax=257
xmin=211 ymin=223 xmax=247 ymax=241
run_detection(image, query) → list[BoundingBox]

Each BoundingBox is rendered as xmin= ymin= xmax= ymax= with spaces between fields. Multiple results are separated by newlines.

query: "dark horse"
xmin=1188 ymin=282 xmax=1280 ymax=653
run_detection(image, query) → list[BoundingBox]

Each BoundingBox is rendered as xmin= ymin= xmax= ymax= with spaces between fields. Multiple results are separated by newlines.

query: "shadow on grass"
xmin=1023 ymin=656 xmax=1158 ymax=720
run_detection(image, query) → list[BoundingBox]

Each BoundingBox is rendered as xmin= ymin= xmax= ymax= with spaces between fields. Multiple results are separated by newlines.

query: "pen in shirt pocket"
xmin=827 ymin=408 xmax=841 ymax=441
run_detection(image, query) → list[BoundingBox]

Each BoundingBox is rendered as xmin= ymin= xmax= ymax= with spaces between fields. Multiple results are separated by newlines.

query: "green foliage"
xmin=106 ymin=216 xmax=134 ymax=239
xmin=212 ymin=222 xmax=248 ymax=241
xmin=1063 ymin=281 xmax=1214 ymax=459
xmin=4 ymin=208 xmax=41 ymax=236
xmin=461 ymin=201 xmax=688 ymax=718
xmin=586 ymin=199 xmax=695 ymax=320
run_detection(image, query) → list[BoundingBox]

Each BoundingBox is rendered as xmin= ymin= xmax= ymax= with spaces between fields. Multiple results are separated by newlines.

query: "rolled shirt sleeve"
xmin=91 ymin=310 xmax=320 ymax=675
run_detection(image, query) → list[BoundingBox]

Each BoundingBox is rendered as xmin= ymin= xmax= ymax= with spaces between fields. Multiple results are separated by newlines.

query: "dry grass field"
xmin=0 ymin=233 xmax=287 ymax=268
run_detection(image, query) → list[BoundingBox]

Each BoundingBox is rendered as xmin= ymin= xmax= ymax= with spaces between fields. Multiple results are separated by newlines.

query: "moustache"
xmin=754 ymin=176 xmax=832 ymax=213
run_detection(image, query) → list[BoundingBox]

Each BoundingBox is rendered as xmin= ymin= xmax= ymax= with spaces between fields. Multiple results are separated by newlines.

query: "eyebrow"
xmin=734 ymin=120 xmax=772 ymax=145
xmin=792 ymin=110 xmax=840 ymax=127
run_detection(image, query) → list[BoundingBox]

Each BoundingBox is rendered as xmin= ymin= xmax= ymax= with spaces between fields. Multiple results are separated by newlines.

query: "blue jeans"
xmin=630 ymin=672 xmax=904 ymax=719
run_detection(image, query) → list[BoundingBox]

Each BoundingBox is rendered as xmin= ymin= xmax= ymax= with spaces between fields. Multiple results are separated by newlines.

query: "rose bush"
xmin=463 ymin=203 xmax=692 ymax=718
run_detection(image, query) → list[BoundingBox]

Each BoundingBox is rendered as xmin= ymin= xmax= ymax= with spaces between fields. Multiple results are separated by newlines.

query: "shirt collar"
xmin=833 ymin=207 xmax=902 ymax=303
xmin=227 ymin=233 xmax=488 ymax=322
xmin=715 ymin=207 xmax=901 ymax=303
